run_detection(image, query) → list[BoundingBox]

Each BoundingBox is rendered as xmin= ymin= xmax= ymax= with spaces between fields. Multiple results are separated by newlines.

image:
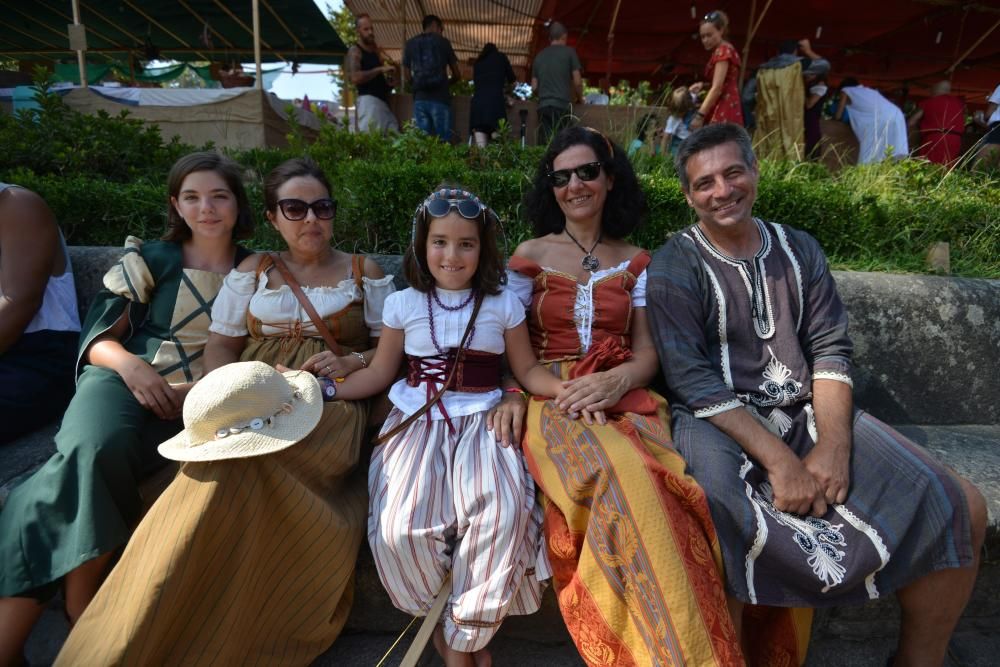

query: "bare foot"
xmin=432 ymin=626 xmax=474 ymax=667
xmin=473 ymin=647 xmax=492 ymax=667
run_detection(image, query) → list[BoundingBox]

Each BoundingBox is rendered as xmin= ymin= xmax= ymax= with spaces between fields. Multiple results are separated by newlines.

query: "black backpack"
xmin=409 ymin=33 xmax=448 ymax=92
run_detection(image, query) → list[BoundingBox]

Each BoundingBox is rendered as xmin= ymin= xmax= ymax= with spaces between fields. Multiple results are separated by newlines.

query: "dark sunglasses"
xmin=704 ymin=11 xmax=721 ymax=22
xmin=548 ymin=161 xmax=603 ymax=188
xmin=423 ymin=190 xmax=489 ymax=220
xmin=277 ymin=198 xmax=337 ymax=221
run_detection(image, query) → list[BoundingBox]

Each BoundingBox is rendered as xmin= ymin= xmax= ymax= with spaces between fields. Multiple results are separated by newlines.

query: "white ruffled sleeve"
xmin=500 ymin=287 xmax=527 ymax=329
xmin=209 ymin=269 xmax=256 ymax=336
xmin=506 ymin=270 xmax=533 ymax=309
xmin=361 ymin=275 xmax=396 ymax=337
xmin=632 ymin=268 xmax=648 ymax=308
xmin=380 ymin=289 xmax=405 ymax=331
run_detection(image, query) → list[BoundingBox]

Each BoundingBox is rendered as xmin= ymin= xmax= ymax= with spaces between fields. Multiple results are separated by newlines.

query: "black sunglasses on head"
xmin=548 ymin=161 xmax=603 ymax=188
xmin=277 ymin=198 xmax=337 ymax=221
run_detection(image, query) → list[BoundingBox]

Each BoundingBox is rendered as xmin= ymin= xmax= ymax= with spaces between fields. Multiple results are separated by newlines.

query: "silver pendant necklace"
xmin=564 ymin=227 xmax=602 ymax=271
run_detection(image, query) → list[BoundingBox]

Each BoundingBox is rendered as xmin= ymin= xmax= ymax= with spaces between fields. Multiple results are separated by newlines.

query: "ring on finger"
xmin=324 ymin=365 xmax=331 ymax=374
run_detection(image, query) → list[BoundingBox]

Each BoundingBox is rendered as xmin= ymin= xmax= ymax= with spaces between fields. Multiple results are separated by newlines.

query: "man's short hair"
xmin=355 ymin=13 xmax=371 ymax=29
xmin=778 ymin=39 xmax=799 ymax=55
xmin=422 ymin=14 xmax=442 ymax=31
xmin=674 ymin=124 xmax=757 ymax=191
xmin=549 ymin=21 xmax=567 ymax=41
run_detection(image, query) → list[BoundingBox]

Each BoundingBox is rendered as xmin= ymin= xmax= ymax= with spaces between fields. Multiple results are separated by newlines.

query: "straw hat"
xmin=158 ymin=361 xmax=322 ymax=462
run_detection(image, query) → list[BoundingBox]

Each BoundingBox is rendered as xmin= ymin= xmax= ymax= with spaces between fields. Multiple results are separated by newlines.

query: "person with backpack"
xmin=403 ymin=14 xmax=461 ymax=141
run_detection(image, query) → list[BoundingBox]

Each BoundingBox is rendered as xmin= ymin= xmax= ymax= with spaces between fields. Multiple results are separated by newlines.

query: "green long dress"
xmin=0 ymin=237 xmax=249 ymax=599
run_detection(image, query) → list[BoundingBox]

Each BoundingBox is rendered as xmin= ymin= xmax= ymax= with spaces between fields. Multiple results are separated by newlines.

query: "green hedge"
xmin=1 ymin=87 xmax=998 ymax=277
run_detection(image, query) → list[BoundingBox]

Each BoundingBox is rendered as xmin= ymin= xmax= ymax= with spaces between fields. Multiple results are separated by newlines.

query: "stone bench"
xmin=11 ymin=246 xmax=1000 ymax=666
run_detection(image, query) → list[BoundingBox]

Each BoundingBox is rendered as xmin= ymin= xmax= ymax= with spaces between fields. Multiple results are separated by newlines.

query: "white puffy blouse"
xmin=209 ymin=266 xmax=395 ymax=338
xmin=382 ymin=287 xmax=526 ymax=419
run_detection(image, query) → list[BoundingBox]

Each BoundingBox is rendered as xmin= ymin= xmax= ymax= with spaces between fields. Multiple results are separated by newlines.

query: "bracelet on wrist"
xmin=504 ymin=387 xmax=529 ymax=400
xmin=351 ymin=351 xmax=368 ymax=369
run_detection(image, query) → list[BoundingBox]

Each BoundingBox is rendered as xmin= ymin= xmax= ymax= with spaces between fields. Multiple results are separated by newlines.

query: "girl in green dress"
xmin=0 ymin=151 xmax=254 ymax=665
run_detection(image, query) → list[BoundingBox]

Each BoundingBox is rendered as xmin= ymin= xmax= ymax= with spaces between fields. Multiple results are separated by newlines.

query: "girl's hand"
xmin=688 ymin=81 xmax=705 ymax=94
xmin=300 ymin=350 xmax=362 ymax=379
xmin=487 ymin=391 xmax=527 ymax=448
xmin=556 ymin=371 xmax=629 ymax=414
xmin=120 ymin=358 xmax=181 ymax=420
xmin=690 ymin=113 xmax=705 ymax=130
xmin=568 ymin=407 xmax=608 ymax=426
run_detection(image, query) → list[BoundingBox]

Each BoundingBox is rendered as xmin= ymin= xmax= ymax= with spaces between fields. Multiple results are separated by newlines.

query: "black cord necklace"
xmin=564 ymin=227 xmax=602 ymax=271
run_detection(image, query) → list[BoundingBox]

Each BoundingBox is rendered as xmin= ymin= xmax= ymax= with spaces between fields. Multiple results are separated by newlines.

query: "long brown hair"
xmin=163 ymin=151 xmax=254 ymax=242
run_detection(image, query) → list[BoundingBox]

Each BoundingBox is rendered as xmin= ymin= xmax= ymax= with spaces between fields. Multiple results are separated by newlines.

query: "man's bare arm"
xmin=348 ymin=45 xmax=392 ymax=86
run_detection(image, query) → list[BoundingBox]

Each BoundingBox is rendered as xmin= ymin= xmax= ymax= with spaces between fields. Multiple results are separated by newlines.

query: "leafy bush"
xmin=0 ymin=70 xmax=193 ymax=183
xmin=1 ymin=90 xmax=998 ymax=277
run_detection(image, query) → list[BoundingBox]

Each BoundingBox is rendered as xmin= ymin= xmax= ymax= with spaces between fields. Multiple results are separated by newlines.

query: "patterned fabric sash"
xmin=405 ymin=351 xmax=501 ymax=431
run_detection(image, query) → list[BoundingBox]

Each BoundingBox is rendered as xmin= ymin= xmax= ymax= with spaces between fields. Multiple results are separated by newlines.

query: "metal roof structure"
xmin=0 ymin=0 xmax=347 ymax=66
xmin=344 ymin=0 xmax=541 ymax=72
xmin=344 ymin=0 xmax=1000 ymax=99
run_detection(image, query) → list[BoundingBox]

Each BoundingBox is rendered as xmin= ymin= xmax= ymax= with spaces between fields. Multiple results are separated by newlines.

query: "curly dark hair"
xmin=404 ymin=185 xmax=506 ymax=296
xmin=163 ymin=151 xmax=254 ymax=242
xmin=522 ymin=126 xmax=647 ymax=239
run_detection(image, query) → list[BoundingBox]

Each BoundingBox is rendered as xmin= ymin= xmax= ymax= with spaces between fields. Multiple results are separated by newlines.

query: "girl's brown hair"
xmin=403 ymin=185 xmax=506 ymax=296
xmin=701 ymin=9 xmax=730 ymax=38
xmin=163 ymin=151 xmax=254 ymax=242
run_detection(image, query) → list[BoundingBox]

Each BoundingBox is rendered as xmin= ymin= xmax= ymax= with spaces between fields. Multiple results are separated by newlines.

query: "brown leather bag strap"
xmin=352 ymin=254 xmax=365 ymax=293
xmin=375 ymin=291 xmax=484 ymax=445
xmin=270 ymin=253 xmax=343 ymax=356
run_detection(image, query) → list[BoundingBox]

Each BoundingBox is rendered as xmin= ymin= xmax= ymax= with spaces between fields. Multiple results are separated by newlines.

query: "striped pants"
xmin=368 ymin=408 xmax=547 ymax=652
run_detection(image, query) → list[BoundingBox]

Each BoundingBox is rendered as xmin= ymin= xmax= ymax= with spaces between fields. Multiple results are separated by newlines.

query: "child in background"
xmin=332 ymin=187 xmax=561 ymax=666
xmin=660 ymin=85 xmax=698 ymax=155
xmin=627 ymin=113 xmax=659 ymax=157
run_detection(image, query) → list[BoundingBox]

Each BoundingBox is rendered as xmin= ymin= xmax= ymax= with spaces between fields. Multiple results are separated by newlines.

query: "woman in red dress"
xmin=690 ymin=10 xmax=744 ymax=129
xmin=907 ymin=80 xmax=965 ymax=165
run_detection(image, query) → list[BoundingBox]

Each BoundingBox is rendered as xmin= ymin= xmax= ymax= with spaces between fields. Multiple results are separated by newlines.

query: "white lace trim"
xmin=834 ymin=504 xmax=891 ymax=600
xmin=813 ymin=371 xmax=854 ymax=387
xmin=694 ymin=398 xmax=743 ymax=418
xmin=740 ymin=454 xmax=768 ymax=604
xmin=698 ymin=256 xmax=734 ymax=390
xmin=771 ymin=222 xmax=805 ymax=333
xmin=691 ymin=219 xmax=776 ymax=339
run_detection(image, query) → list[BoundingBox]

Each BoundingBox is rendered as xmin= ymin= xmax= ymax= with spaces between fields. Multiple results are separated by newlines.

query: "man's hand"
xmin=803 ymin=440 xmax=851 ymax=505
xmin=767 ymin=451 xmax=827 ymax=517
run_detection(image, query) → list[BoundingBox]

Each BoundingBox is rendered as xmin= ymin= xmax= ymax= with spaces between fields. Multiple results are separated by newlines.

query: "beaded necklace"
xmin=426 ymin=288 xmax=477 ymax=355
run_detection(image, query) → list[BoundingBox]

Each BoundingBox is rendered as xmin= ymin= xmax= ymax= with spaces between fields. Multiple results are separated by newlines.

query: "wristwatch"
xmin=317 ymin=376 xmax=337 ymax=401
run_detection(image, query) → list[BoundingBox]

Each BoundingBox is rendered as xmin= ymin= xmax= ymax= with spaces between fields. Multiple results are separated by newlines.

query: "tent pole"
xmin=945 ymin=17 xmax=1000 ymax=75
xmin=606 ymin=0 xmax=623 ymax=86
xmin=400 ymin=0 xmax=407 ymax=89
xmin=252 ymin=0 xmax=263 ymax=89
xmin=71 ymin=0 xmax=87 ymax=88
xmin=740 ymin=0 xmax=774 ymax=89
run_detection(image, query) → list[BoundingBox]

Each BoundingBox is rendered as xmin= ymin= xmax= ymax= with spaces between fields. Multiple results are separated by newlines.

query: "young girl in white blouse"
xmin=333 ymin=187 xmax=562 ymax=666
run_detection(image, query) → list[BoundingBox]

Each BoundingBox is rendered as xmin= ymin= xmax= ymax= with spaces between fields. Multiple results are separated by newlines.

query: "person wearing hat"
xmin=0 ymin=151 xmax=254 ymax=666
xmin=50 ymin=159 xmax=393 ymax=665
xmin=55 ymin=362 xmax=337 ymax=664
